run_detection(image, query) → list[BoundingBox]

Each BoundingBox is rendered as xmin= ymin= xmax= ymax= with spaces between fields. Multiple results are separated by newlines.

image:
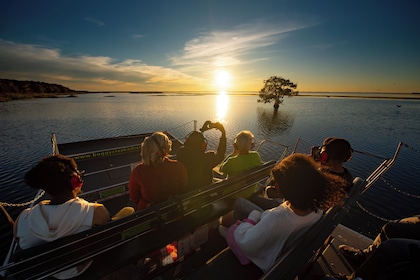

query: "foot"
xmin=338 ymin=244 xmax=367 ymax=264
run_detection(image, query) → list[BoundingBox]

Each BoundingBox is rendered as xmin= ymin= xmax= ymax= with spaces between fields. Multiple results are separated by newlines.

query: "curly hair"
xmin=271 ymin=153 xmax=347 ymax=212
xmin=24 ymin=154 xmax=78 ymax=196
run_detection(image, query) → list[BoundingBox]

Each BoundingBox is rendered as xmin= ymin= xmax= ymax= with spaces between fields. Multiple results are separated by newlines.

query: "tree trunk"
xmin=274 ymin=98 xmax=280 ymax=109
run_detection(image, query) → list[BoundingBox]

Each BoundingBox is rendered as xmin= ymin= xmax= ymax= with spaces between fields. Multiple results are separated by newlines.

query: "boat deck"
xmin=302 ymin=224 xmax=373 ymax=279
xmin=145 ymin=219 xmax=374 ymax=280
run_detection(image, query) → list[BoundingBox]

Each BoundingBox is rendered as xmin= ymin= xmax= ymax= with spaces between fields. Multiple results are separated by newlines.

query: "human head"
xmin=184 ymin=131 xmax=207 ymax=151
xmin=271 ymin=153 xmax=346 ymax=211
xmin=234 ymin=130 xmax=255 ymax=152
xmin=141 ymin=132 xmax=172 ymax=166
xmin=24 ymin=154 xmax=83 ymax=196
xmin=320 ymin=137 xmax=353 ymax=163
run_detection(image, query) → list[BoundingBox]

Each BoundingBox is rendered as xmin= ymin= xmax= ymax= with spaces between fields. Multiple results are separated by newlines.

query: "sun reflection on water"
xmin=216 ymin=91 xmax=229 ymax=122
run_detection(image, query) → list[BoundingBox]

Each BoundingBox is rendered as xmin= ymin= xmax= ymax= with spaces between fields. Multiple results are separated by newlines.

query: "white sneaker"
xmin=218 ymin=225 xmax=228 ymax=239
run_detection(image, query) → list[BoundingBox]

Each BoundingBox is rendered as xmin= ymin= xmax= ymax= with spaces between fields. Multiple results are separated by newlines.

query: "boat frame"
xmin=0 ymin=131 xmax=405 ymax=280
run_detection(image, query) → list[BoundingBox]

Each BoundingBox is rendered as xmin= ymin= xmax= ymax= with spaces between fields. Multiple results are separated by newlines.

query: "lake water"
xmin=1 ymin=92 xmax=420 ymax=263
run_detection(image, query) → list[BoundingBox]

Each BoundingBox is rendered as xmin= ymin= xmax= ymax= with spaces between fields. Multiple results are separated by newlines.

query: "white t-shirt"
xmin=233 ymin=202 xmax=322 ymax=272
xmin=15 ymin=197 xmax=95 ymax=279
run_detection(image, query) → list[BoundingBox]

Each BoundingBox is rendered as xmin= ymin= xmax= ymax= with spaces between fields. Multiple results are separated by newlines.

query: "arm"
xmin=92 ymin=203 xmax=111 ymax=226
xmin=234 ymin=210 xmax=289 ymax=260
xmin=214 ymin=123 xmax=227 ymax=163
xmin=219 ymin=156 xmax=232 ymax=174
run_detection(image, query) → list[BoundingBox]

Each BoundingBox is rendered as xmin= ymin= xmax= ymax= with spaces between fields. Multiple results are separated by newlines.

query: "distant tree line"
xmin=0 ymin=79 xmax=84 ymax=102
xmin=0 ymin=78 xmax=77 ymax=94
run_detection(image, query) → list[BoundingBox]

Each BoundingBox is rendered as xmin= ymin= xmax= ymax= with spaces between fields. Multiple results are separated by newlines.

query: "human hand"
xmin=212 ymin=122 xmax=226 ymax=135
xmin=200 ymin=121 xmax=213 ymax=132
xmin=212 ymin=122 xmax=224 ymax=130
xmin=200 ymin=121 xmax=225 ymax=134
xmin=248 ymin=210 xmax=261 ymax=223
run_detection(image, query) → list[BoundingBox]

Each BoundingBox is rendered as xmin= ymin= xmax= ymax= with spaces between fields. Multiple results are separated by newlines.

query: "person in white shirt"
xmin=221 ymin=153 xmax=347 ymax=273
xmin=14 ymin=154 xmax=133 ymax=279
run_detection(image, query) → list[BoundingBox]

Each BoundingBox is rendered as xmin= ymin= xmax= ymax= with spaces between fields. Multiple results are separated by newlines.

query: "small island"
xmin=0 ymin=78 xmax=86 ymax=102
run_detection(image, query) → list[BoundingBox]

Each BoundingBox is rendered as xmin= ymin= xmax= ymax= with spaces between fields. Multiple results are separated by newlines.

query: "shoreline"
xmin=1 ymin=91 xmax=419 ymax=102
xmin=296 ymin=93 xmax=420 ymax=100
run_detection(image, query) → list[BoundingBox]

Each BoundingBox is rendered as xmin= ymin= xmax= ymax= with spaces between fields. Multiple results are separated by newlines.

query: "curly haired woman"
xmin=222 ymin=153 xmax=347 ymax=273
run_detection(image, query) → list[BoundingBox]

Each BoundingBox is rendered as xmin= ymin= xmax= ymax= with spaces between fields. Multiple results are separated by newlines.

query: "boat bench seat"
xmin=180 ymin=177 xmax=367 ymax=280
xmin=8 ymin=161 xmax=276 ymax=280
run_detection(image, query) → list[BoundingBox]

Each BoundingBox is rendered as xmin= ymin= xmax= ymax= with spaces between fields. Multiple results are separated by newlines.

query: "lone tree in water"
xmin=257 ymin=76 xmax=298 ymax=109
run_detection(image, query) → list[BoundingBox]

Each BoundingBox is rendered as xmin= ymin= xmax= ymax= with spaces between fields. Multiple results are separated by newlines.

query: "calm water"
xmin=1 ymin=92 xmax=420 ymax=262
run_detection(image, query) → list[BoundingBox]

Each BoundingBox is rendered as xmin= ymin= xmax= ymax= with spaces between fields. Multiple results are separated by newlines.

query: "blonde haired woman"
xmin=129 ymin=132 xmax=188 ymax=210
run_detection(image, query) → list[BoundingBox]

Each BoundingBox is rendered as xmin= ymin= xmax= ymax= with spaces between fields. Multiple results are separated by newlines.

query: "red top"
xmin=129 ymin=158 xmax=188 ymax=210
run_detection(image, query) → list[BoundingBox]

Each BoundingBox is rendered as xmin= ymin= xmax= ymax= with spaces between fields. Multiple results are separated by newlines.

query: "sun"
xmin=214 ymin=70 xmax=231 ymax=91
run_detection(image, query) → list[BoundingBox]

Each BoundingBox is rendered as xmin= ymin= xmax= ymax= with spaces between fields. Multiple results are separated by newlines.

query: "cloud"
xmin=169 ymin=20 xmax=310 ymax=73
xmin=84 ymin=17 xmax=105 ymax=27
xmin=0 ymin=19 xmax=313 ymax=91
xmin=132 ymin=34 xmax=144 ymax=40
xmin=0 ymin=39 xmax=196 ymax=91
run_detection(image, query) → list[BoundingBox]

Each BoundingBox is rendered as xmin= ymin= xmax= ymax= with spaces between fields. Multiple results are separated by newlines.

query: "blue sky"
xmin=1 ymin=0 xmax=419 ymax=93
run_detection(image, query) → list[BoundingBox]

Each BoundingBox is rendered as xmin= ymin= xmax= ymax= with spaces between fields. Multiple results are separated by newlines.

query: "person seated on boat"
xmin=177 ymin=120 xmax=226 ymax=190
xmin=219 ymin=130 xmax=262 ymax=226
xmin=312 ymin=137 xmax=354 ymax=191
xmin=219 ymin=130 xmax=263 ymax=194
xmin=338 ymin=214 xmax=420 ymax=265
xmin=13 ymin=154 xmax=133 ymax=279
xmin=323 ymin=238 xmax=420 ymax=280
xmin=219 ymin=154 xmax=347 ymax=273
xmin=129 ymin=131 xmax=188 ymax=210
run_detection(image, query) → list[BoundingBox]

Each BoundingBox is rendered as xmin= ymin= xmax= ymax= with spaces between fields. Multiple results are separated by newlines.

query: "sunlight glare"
xmin=214 ymin=70 xmax=231 ymax=91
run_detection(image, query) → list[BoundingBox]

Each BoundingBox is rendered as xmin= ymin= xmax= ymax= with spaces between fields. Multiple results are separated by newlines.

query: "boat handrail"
xmin=51 ymin=133 xmax=59 ymax=155
xmin=255 ymin=139 xmax=289 ymax=162
xmin=78 ymin=181 xmax=128 ymax=201
xmin=60 ymin=143 xmax=141 ymax=160
xmin=362 ymin=142 xmax=403 ymax=193
xmin=3 ymin=161 xmax=276 ymax=280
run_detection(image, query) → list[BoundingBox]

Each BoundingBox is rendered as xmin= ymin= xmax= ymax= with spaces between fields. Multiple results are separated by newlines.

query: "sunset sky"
xmin=1 ymin=0 xmax=419 ymax=93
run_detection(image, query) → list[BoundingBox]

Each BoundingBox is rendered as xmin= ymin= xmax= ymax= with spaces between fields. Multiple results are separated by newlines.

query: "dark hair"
xmin=184 ymin=131 xmax=206 ymax=149
xmin=24 ymin=154 xmax=78 ymax=196
xmin=323 ymin=137 xmax=353 ymax=162
xmin=271 ymin=153 xmax=346 ymax=211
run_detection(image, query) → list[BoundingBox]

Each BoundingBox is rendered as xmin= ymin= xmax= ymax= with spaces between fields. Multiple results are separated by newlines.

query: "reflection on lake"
xmin=256 ymin=107 xmax=294 ymax=136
